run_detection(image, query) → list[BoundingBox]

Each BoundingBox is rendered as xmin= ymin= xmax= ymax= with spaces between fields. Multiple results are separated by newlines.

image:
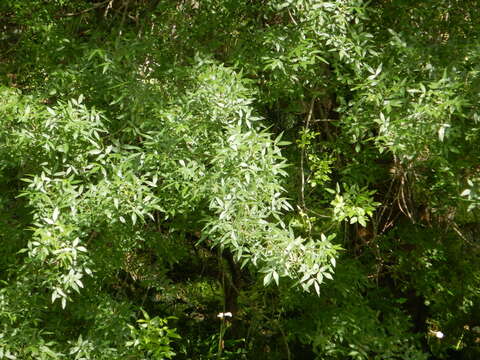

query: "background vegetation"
xmin=1 ymin=0 xmax=480 ymax=358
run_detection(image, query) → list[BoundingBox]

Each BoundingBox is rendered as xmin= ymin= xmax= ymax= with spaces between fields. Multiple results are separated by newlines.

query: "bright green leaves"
xmin=307 ymin=154 xmax=334 ymax=188
xmin=204 ymin=121 xmax=337 ymax=291
xmin=29 ymin=221 xmax=90 ymax=309
xmin=141 ymin=63 xmax=339 ymax=293
xmin=374 ymin=74 xmax=468 ymax=161
xmin=126 ymin=310 xmax=180 ymax=359
xmin=2 ymin=91 xmax=166 ymax=308
xmin=329 ymin=184 xmax=380 ymax=227
xmin=461 ymin=178 xmax=480 ymax=212
xmin=4 ymin=58 xmax=339 ymax=306
xmin=0 ymin=90 xmax=107 ymax=174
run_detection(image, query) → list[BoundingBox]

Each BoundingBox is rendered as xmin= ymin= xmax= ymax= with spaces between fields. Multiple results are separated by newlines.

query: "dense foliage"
xmin=1 ymin=0 xmax=480 ymax=358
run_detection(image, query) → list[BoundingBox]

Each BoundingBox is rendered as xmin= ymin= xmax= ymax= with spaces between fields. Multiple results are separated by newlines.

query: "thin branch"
xmin=305 ymin=207 xmax=331 ymax=219
xmin=62 ymin=0 xmax=110 ymax=17
xmin=451 ymin=222 xmax=479 ymax=249
xmin=300 ymin=98 xmax=315 ymax=209
xmin=310 ymin=118 xmax=338 ymax=123
xmin=275 ymin=318 xmax=291 ymax=360
xmin=119 ymin=0 xmax=131 ymax=32
xmin=287 ymin=9 xmax=298 ymax=26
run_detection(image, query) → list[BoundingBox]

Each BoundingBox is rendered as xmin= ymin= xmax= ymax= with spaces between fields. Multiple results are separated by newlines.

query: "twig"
xmin=451 ymin=222 xmax=479 ymax=249
xmin=376 ymin=176 xmax=395 ymax=227
xmin=300 ymin=98 xmax=315 ymax=209
xmin=275 ymin=318 xmax=291 ymax=360
xmin=119 ymin=0 xmax=130 ymax=31
xmin=304 ymin=207 xmax=330 ymax=219
xmin=104 ymin=0 xmax=114 ymax=17
xmin=217 ymin=248 xmax=226 ymax=360
xmin=62 ymin=0 xmax=110 ymax=17
xmin=310 ymin=118 xmax=337 ymax=122
xmin=287 ymin=9 xmax=298 ymax=26
xmin=398 ymin=175 xmax=414 ymax=221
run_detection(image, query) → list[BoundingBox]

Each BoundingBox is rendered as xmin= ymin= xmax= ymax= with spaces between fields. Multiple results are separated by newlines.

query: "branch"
xmin=62 ymin=0 xmax=111 ymax=17
xmin=300 ymin=98 xmax=315 ymax=209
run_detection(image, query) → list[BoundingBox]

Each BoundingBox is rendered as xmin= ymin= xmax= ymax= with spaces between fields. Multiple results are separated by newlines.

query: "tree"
xmin=1 ymin=0 xmax=479 ymax=358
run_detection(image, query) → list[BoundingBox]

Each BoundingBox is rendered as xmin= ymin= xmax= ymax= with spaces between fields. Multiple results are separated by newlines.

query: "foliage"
xmin=126 ymin=310 xmax=179 ymax=359
xmin=1 ymin=0 xmax=480 ymax=358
